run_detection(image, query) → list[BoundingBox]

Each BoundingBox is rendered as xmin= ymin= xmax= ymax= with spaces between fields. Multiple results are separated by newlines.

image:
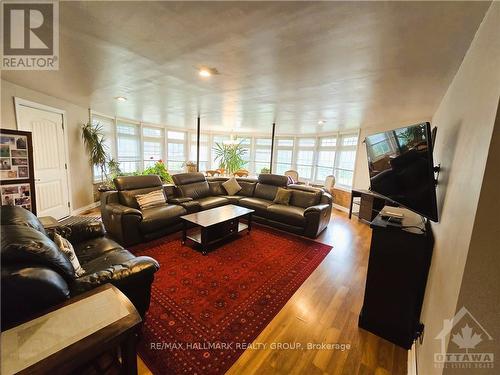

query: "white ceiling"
xmin=1 ymin=1 xmax=491 ymax=134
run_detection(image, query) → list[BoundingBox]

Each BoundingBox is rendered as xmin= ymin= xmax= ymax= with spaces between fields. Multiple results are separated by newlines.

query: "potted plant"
xmin=260 ymin=167 xmax=270 ymax=174
xmin=212 ymin=141 xmax=247 ymax=175
xmin=142 ymin=160 xmax=173 ymax=183
xmin=183 ymin=160 xmax=197 ymax=173
xmin=82 ymin=121 xmax=109 ymax=192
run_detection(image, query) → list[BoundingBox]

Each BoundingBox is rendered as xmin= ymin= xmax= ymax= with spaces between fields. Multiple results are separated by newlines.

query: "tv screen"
xmin=365 ymin=122 xmax=438 ymax=222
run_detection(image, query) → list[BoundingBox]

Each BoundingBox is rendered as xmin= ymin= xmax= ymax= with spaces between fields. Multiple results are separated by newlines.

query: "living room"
xmin=1 ymin=1 xmax=499 ymax=375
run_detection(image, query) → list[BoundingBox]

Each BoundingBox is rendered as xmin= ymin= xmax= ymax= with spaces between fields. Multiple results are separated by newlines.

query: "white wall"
xmin=415 ymin=3 xmax=500 ymax=375
xmin=1 ymin=79 xmax=94 ymax=211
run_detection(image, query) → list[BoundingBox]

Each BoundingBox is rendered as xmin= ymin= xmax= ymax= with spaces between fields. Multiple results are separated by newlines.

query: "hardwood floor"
xmin=225 ymin=209 xmax=407 ymax=375
xmin=82 ymin=207 xmax=407 ymax=374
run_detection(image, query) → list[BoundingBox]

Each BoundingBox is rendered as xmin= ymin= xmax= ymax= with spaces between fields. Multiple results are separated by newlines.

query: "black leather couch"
xmin=101 ymin=173 xmax=332 ymax=246
xmin=1 ymin=206 xmax=159 ymax=329
xmin=175 ymin=173 xmax=332 ymax=238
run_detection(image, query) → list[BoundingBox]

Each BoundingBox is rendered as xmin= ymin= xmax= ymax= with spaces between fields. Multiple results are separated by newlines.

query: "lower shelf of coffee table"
xmin=186 ymin=222 xmax=249 ymax=245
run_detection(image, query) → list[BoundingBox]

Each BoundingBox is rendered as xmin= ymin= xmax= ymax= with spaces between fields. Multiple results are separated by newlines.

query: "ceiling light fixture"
xmin=199 ymin=69 xmax=211 ymax=77
xmin=198 ymin=67 xmax=220 ymax=78
xmin=318 ymin=120 xmax=326 ymax=125
xmin=115 ymin=96 xmax=127 ymax=102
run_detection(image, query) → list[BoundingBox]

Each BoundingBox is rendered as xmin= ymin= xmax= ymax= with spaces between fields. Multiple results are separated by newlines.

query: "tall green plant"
xmin=213 ymin=141 xmax=247 ymax=174
xmin=82 ymin=121 xmax=108 ymax=182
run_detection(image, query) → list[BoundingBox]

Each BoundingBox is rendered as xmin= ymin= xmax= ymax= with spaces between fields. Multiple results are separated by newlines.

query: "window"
xmin=315 ymin=136 xmax=337 ymax=182
xmin=274 ymin=138 xmax=294 ymax=175
xmin=296 ymin=138 xmax=316 ymax=180
xmin=236 ymin=136 xmax=252 ymax=172
xmin=189 ymin=132 xmax=209 ymax=171
xmin=254 ymin=137 xmax=272 ymax=173
xmin=335 ymin=134 xmax=358 ymax=187
xmin=143 ymin=126 xmax=164 ymax=168
xmin=91 ymin=115 xmax=115 ymax=182
xmin=167 ymin=131 xmax=186 ymax=172
xmin=117 ymin=122 xmax=140 ymax=173
xmin=211 ymin=135 xmax=230 ymax=170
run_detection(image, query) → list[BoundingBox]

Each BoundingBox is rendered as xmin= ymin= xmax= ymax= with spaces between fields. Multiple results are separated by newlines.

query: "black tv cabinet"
xmin=358 ymin=210 xmax=434 ymax=349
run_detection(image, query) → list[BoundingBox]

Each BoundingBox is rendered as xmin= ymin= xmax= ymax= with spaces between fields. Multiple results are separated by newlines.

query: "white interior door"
xmin=16 ymin=104 xmax=71 ymax=219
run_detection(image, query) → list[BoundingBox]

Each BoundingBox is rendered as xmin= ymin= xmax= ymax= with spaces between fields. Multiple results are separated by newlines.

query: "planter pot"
xmin=186 ymin=165 xmax=197 ymax=173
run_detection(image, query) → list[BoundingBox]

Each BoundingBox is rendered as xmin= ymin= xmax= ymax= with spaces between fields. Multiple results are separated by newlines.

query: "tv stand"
xmin=358 ymin=207 xmax=433 ymax=349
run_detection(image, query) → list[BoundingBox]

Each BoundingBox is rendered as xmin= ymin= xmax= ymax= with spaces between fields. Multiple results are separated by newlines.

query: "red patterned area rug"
xmin=130 ymin=226 xmax=332 ymax=375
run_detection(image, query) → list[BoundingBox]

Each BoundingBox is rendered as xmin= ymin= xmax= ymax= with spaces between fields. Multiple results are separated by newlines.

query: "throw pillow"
xmin=222 ymin=177 xmax=242 ymax=196
xmin=273 ymin=187 xmax=293 ymax=206
xmin=53 ymin=233 xmax=85 ymax=277
xmin=135 ymin=189 xmax=167 ymax=210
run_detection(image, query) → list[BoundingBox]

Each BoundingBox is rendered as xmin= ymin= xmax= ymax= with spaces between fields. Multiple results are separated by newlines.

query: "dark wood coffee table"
xmin=181 ymin=204 xmax=254 ymax=255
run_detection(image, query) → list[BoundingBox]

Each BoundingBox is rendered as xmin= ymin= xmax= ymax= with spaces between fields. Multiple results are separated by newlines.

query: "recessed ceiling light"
xmin=115 ymin=96 xmax=127 ymax=102
xmin=199 ymin=68 xmax=211 ymax=77
xmin=318 ymin=120 xmax=326 ymax=125
xmin=198 ymin=67 xmax=220 ymax=78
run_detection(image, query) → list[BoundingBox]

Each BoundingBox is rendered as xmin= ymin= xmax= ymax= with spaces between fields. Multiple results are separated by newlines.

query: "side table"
xmin=1 ymin=284 xmax=142 ymax=375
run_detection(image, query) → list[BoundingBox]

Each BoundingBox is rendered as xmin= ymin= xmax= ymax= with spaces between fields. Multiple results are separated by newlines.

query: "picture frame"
xmin=0 ymin=129 xmax=37 ymax=215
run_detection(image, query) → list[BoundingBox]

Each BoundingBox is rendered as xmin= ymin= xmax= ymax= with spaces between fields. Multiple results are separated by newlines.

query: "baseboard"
xmin=332 ymin=203 xmax=349 ymax=213
xmin=408 ymin=342 xmax=417 ymax=375
xmin=72 ymin=201 xmax=99 ymax=216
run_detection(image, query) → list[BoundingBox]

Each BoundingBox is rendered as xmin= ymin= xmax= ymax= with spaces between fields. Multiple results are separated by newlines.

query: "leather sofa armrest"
xmin=169 ymin=197 xmax=193 ymax=204
xmin=72 ymin=256 xmax=160 ymax=292
xmin=46 ymin=221 xmax=106 ymax=244
xmin=169 ymin=197 xmax=200 ymax=214
xmin=106 ymin=203 xmax=143 ymax=218
xmin=101 ymin=203 xmax=143 ymax=246
xmin=304 ymin=203 xmax=332 ymax=238
xmin=1 ymin=265 xmax=70 ymax=329
xmin=304 ymin=203 xmax=330 ymax=215
xmin=320 ymin=191 xmax=333 ymax=205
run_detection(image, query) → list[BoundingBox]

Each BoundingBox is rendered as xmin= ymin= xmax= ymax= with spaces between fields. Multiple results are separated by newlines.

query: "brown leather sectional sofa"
xmin=101 ymin=173 xmax=332 ymax=246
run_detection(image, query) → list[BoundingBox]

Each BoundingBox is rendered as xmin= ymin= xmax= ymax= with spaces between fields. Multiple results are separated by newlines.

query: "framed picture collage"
xmin=0 ymin=129 xmax=37 ymax=214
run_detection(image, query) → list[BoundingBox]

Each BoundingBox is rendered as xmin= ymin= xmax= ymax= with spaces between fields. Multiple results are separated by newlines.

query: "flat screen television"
xmin=365 ymin=122 xmax=439 ymax=222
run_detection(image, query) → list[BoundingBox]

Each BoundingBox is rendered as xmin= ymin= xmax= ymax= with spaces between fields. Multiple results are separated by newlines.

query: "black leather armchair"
xmin=1 ymin=206 xmax=159 ymax=329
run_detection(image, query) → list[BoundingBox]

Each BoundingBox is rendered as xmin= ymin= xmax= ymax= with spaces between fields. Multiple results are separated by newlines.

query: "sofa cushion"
xmin=208 ymin=181 xmax=225 ymax=196
xmin=140 ymin=205 xmax=187 ymax=233
xmin=118 ymin=186 xmax=160 ymax=209
xmin=220 ymin=195 xmax=245 ymax=204
xmin=0 ymin=206 xmax=47 ymax=235
xmin=238 ymin=181 xmax=256 ymax=197
xmin=114 ymin=175 xmax=162 ymax=191
xmin=1 ymin=225 xmax=75 ymax=280
xmin=267 ymin=204 xmax=306 ymax=227
xmin=136 ymin=189 xmax=167 ymax=210
xmin=172 ymin=172 xmax=206 ymax=186
xmin=53 ymin=233 xmax=85 ymax=277
xmin=290 ymin=189 xmax=322 ymax=208
xmin=239 ymin=197 xmax=273 ymax=212
xmin=77 ymin=248 xmax=136 ymax=276
xmin=74 ymin=237 xmax=124 ymax=264
xmin=222 ymin=177 xmax=242 ymax=196
xmin=258 ymin=174 xmax=289 ymax=186
xmin=177 ymin=181 xmax=210 ymax=200
xmin=254 ymin=183 xmax=280 ymax=201
xmin=273 ymin=187 xmax=292 ymax=205
xmin=197 ymin=196 xmax=230 ymax=210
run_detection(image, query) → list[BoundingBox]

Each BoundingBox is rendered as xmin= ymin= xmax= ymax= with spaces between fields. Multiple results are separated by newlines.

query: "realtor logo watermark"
xmin=434 ymin=307 xmax=494 ymax=369
xmin=1 ymin=0 xmax=59 ymax=70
